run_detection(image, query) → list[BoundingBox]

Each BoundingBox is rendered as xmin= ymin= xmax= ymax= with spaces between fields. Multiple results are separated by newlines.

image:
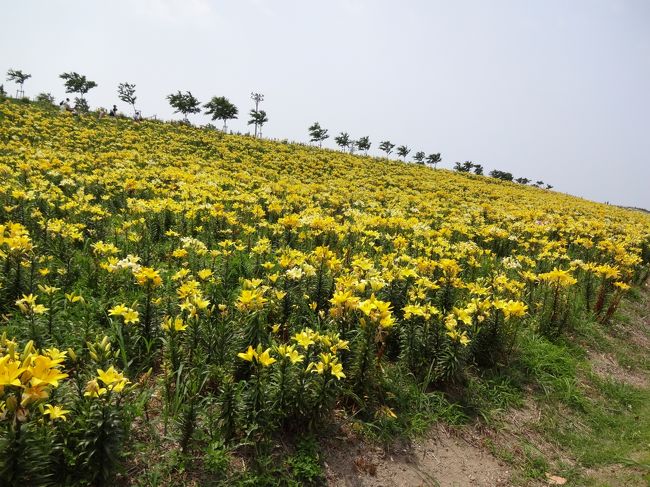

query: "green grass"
xmin=503 ymin=292 xmax=650 ymax=485
xmin=461 ymin=372 xmax=524 ymax=423
xmin=447 ymin=288 xmax=650 ymax=486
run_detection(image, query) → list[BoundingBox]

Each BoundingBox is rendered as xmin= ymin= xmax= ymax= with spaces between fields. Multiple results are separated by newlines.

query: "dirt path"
xmin=324 ymin=425 xmax=511 ymax=486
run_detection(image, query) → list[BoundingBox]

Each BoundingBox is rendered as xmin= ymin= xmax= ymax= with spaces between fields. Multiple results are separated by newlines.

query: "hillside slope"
xmin=0 ymin=99 xmax=649 ymax=486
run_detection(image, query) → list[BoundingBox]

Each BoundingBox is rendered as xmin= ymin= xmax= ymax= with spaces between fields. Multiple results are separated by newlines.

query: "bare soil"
xmin=324 ymin=424 xmax=511 ymax=487
xmin=588 ymin=350 xmax=648 ymax=388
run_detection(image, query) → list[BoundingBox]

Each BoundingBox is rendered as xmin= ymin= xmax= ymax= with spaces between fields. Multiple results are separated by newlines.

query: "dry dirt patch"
xmin=495 ymin=400 xmax=572 ymax=465
xmin=324 ymin=425 xmax=511 ymax=487
xmin=588 ymin=351 xmax=649 ymax=388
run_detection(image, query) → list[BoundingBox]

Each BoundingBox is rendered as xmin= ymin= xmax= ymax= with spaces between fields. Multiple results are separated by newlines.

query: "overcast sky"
xmin=2 ymin=0 xmax=649 ymax=209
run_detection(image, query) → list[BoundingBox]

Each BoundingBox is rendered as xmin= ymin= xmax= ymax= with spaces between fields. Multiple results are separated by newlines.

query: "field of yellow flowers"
xmin=1 ymin=99 xmax=649 ymax=485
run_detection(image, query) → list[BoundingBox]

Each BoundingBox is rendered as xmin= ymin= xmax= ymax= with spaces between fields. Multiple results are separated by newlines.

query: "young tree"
xmin=74 ymin=98 xmax=90 ymax=113
xmin=396 ymin=145 xmax=410 ymax=160
xmin=545 ymin=184 xmax=553 ymax=190
xmin=454 ymin=161 xmax=473 ymax=173
xmin=473 ymin=163 xmax=484 ymax=175
xmin=167 ymin=91 xmax=201 ymax=122
xmin=250 ymin=92 xmax=264 ymax=136
xmin=356 ymin=136 xmax=371 ymax=155
xmin=118 ymin=82 xmax=137 ymax=114
xmin=413 ymin=151 xmax=425 ymax=164
xmin=204 ymin=96 xmax=238 ymax=131
xmin=308 ymin=122 xmax=329 ymax=147
xmin=35 ymin=93 xmax=55 ymax=105
xmin=379 ymin=140 xmax=395 ymax=156
xmin=426 ymin=153 xmax=441 ymax=169
xmin=59 ymin=72 xmax=97 ymax=102
xmin=334 ymin=132 xmax=351 ymax=152
xmin=489 ymin=170 xmax=514 ymax=181
xmin=248 ymin=109 xmax=268 ymax=137
xmin=0 ymin=84 xmax=6 ymax=97
xmin=6 ymin=69 xmax=31 ymax=98
xmin=515 ymin=177 xmax=531 ymax=185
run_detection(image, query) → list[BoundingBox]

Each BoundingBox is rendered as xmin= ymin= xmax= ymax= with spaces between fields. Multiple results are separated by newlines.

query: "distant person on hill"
xmin=60 ymin=98 xmax=72 ymax=112
xmin=109 ymin=105 xmax=118 ymax=117
xmin=134 ymin=110 xmax=142 ymax=121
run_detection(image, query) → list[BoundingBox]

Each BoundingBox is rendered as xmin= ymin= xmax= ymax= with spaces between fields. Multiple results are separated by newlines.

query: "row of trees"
xmin=4 ymin=67 xmax=549 ymax=185
xmin=164 ymin=91 xmax=268 ymax=136
xmin=5 ymin=67 xmax=443 ymax=165
xmin=2 ymin=70 xmax=98 ymax=113
xmin=454 ymin=161 xmax=552 ymax=188
xmin=307 ymin=123 xmax=442 ymax=168
xmin=4 ymin=69 xmax=269 ymax=137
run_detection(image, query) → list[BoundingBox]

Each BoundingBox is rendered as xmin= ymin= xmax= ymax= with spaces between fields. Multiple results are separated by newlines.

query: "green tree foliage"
xmin=74 ymin=98 xmax=90 ymax=113
xmin=250 ymin=92 xmax=265 ymax=136
xmin=117 ymin=82 xmax=137 ymax=114
xmin=334 ymin=132 xmax=351 ymax=152
xmin=59 ymin=72 xmax=98 ymax=100
xmin=489 ymin=170 xmax=514 ymax=181
xmin=308 ymin=122 xmax=329 ymax=147
xmin=6 ymin=69 xmax=31 ymax=97
xmin=166 ymin=91 xmax=201 ymax=121
xmin=248 ymin=109 xmax=268 ymax=137
xmin=356 ymin=136 xmax=371 ymax=155
xmin=453 ymin=161 xmax=474 ymax=173
xmin=379 ymin=140 xmax=395 ymax=156
xmin=204 ymin=96 xmax=239 ymax=131
xmin=396 ymin=145 xmax=410 ymax=160
xmin=35 ymin=93 xmax=55 ymax=106
xmin=473 ymin=164 xmax=484 ymax=175
xmin=413 ymin=151 xmax=425 ymax=164
xmin=426 ymin=153 xmax=441 ymax=168
xmin=515 ymin=177 xmax=531 ymax=185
